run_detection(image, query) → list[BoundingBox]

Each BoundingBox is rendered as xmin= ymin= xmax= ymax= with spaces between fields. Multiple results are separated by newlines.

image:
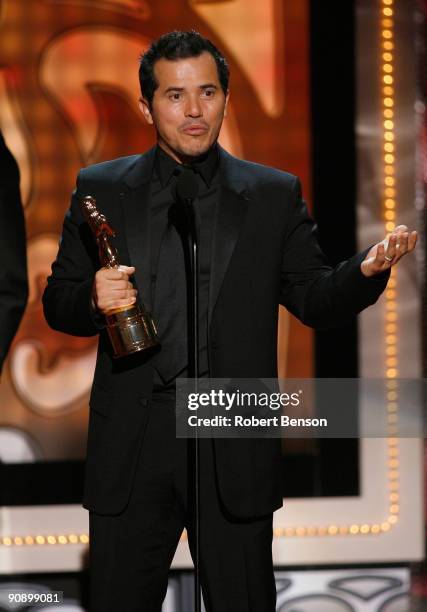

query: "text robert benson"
xmin=187 ymin=415 xmax=328 ymax=428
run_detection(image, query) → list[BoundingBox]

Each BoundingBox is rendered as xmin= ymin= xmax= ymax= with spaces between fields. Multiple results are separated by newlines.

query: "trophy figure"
xmin=81 ymin=195 xmax=159 ymax=358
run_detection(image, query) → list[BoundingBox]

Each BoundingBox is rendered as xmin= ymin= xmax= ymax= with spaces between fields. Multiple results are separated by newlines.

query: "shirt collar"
xmin=155 ymin=143 xmax=219 ymax=189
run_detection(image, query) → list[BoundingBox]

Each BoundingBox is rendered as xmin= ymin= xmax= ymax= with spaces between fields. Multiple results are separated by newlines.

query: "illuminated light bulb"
xmin=14 ymin=537 xmax=23 ymax=546
xmin=36 ymin=535 xmax=45 ymax=545
xmin=386 ymin=222 xmax=395 ymax=231
xmin=3 ymin=537 xmax=12 ymax=546
xmin=360 ymin=524 xmax=370 ymax=534
xmin=328 ymin=525 xmax=338 ymax=535
xmin=371 ymin=524 xmax=381 ymax=534
xmin=386 ymin=379 xmax=397 ymax=389
xmin=80 ymin=534 xmax=89 ymax=544
xmin=382 ymin=30 xmax=393 ymax=39
xmin=47 ymin=535 xmax=56 ymax=545
xmin=69 ymin=534 xmax=78 ymax=544
xmin=381 ymin=522 xmax=391 ymax=531
xmin=388 ymin=515 xmax=398 ymax=524
xmin=390 ymin=504 xmax=399 ymax=513
xmin=382 ymin=53 xmax=393 ymax=62
xmin=349 ymin=524 xmax=360 ymax=534
xmin=383 ymin=75 xmax=394 ymax=84
xmin=386 ymin=368 xmax=398 ymax=378
xmin=385 ymin=211 xmax=395 ymax=221
xmin=25 ymin=536 xmax=34 ymax=545
xmin=384 ymin=154 xmax=394 ymax=163
xmin=383 ymin=63 xmax=393 ymax=73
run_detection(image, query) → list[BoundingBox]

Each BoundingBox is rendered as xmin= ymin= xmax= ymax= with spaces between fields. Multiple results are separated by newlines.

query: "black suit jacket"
xmin=43 ymin=145 xmax=389 ymax=518
xmin=0 ymin=132 xmax=28 ymax=374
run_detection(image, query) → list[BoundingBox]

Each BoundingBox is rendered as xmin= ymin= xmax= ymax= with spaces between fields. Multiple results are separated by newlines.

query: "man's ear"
xmin=224 ymin=90 xmax=230 ymax=118
xmin=138 ymin=97 xmax=154 ymax=125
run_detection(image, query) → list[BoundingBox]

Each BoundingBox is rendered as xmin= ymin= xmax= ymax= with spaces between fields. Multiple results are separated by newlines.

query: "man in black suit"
xmin=0 ymin=131 xmax=28 ymax=376
xmin=43 ymin=31 xmax=417 ymax=612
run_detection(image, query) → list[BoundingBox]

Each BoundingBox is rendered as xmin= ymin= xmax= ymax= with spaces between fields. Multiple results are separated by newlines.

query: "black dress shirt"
xmin=150 ymin=144 xmax=220 ymax=390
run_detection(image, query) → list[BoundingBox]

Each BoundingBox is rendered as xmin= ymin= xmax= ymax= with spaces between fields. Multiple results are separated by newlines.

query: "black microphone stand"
xmin=175 ymin=171 xmax=202 ymax=612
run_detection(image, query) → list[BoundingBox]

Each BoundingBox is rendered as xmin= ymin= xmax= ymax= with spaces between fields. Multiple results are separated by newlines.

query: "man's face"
xmin=139 ymin=51 xmax=229 ymax=163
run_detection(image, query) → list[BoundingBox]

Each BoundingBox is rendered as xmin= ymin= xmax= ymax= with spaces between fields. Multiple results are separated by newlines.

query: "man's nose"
xmin=185 ymin=94 xmax=203 ymax=117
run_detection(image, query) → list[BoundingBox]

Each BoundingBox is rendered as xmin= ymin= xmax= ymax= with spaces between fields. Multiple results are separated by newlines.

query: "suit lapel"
xmin=121 ymin=147 xmax=156 ymax=313
xmin=208 ymin=147 xmax=251 ymax=326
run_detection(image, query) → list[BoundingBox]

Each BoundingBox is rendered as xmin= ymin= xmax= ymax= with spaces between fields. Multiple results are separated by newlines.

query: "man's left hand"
xmin=360 ymin=224 xmax=418 ymax=278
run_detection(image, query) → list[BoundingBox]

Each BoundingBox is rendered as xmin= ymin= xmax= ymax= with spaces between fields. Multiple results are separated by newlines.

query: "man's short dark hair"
xmin=139 ymin=30 xmax=229 ymax=108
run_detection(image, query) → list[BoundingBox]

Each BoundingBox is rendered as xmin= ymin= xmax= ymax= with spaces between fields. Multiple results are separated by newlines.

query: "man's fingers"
xmin=93 ymin=265 xmax=138 ymax=313
xmin=408 ymin=230 xmax=418 ymax=251
xmin=118 ymin=265 xmax=136 ymax=275
xmin=382 ymin=234 xmax=397 ymax=263
xmin=395 ymin=232 xmax=409 ymax=257
xmin=100 ymin=295 xmax=137 ymax=313
xmin=99 ymin=266 xmax=135 ymax=280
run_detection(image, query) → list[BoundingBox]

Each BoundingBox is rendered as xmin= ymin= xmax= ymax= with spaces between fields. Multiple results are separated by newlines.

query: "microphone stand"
xmin=179 ymin=190 xmax=202 ymax=612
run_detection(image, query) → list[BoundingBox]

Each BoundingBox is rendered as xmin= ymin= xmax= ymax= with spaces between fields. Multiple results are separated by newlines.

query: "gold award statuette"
xmin=81 ymin=195 xmax=159 ymax=358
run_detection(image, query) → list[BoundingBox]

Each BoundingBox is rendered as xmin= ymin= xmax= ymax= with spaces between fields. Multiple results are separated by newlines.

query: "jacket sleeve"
xmin=0 ymin=134 xmax=28 ymax=372
xmin=42 ymin=171 xmax=106 ymax=337
xmin=279 ymin=176 xmax=390 ymax=329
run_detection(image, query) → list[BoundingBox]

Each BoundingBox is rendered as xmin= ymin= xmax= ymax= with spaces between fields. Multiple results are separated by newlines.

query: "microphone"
xmin=174 ymin=167 xmax=199 ymax=208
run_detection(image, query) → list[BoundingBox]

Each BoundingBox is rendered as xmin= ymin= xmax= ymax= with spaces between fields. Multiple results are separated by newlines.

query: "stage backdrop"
xmin=0 ymin=0 xmax=311 ymax=462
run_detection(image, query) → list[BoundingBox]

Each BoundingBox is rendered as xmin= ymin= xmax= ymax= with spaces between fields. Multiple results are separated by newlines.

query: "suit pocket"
xmin=88 ymin=384 xmax=112 ymax=417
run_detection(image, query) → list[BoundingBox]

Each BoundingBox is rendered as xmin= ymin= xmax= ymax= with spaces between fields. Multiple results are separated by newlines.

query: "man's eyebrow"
xmin=164 ymin=86 xmax=185 ymax=94
xmin=163 ymin=84 xmax=218 ymax=94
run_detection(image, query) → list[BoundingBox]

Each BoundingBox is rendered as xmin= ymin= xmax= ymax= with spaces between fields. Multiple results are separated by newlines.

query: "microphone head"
xmin=174 ymin=167 xmax=199 ymax=205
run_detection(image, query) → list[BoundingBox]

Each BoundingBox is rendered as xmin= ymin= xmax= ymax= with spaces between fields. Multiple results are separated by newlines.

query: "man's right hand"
xmin=92 ymin=265 xmax=137 ymax=314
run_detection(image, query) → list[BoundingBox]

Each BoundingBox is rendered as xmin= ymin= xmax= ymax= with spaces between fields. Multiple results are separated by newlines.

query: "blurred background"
xmin=0 ymin=0 xmax=425 ymax=610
